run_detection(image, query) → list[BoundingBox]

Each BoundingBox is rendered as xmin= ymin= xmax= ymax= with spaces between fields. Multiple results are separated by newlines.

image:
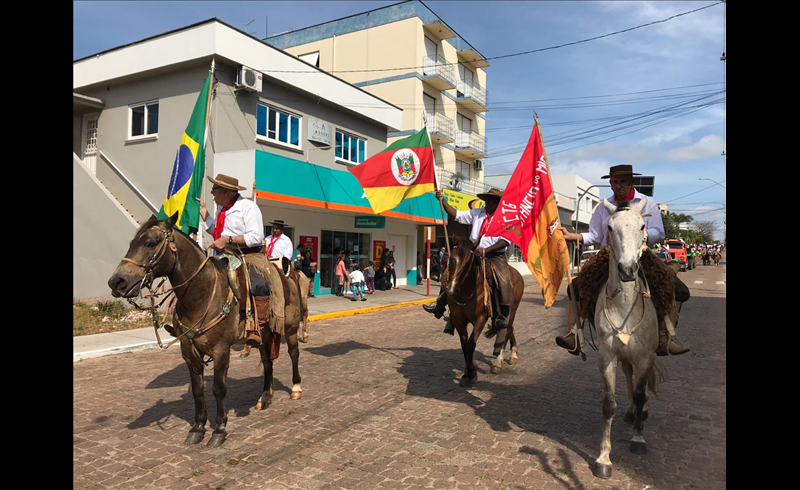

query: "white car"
xmin=580 ymin=249 xmax=601 ymax=266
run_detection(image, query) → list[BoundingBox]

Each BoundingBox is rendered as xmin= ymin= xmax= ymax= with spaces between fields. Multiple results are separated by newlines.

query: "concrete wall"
xmin=73 ymin=156 xmax=139 ymax=299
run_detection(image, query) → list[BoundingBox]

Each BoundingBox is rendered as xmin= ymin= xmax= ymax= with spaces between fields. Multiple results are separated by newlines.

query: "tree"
xmin=693 ymin=221 xmax=718 ymax=243
xmin=662 ymin=212 xmax=694 ymax=239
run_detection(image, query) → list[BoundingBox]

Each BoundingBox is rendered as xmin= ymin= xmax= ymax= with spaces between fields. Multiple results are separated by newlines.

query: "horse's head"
xmin=604 ymin=199 xmax=648 ymax=282
xmin=449 ymin=235 xmax=477 ymax=299
xmin=108 ymin=212 xmax=180 ymax=298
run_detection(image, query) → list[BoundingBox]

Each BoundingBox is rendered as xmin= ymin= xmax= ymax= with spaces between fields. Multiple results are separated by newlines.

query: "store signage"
xmin=355 ymin=216 xmax=386 ymax=228
xmin=308 ymin=118 xmax=333 ymax=145
xmin=442 ymin=189 xmax=485 ymax=212
xmin=373 ymin=240 xmax=386 ymax=263
xmin=299 ymin=236 xmax=318 ymax=262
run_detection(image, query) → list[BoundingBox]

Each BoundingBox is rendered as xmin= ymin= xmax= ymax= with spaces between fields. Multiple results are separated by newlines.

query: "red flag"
xmin=485 ymin=124 xmax=570 ymax=307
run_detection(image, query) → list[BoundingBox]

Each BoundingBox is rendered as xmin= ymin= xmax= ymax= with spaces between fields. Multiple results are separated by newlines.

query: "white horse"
xmin=592 ymin=198 xmax=667 ymax=479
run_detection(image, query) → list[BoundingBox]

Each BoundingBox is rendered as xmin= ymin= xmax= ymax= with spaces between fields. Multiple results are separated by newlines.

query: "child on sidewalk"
xmin=349 ymin=264 xmax=367 ymax=302
xmin=363 ymin=261 xmax=375 ymax=294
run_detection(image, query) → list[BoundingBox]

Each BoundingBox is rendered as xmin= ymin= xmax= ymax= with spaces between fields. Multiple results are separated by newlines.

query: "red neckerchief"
xmin=267 ymin=233 xmax=281 ymax=256
xmin=212 ymin=198 xmax=236 ymax=241
xmin=479 ymin=212 xmax=493 ymax=238
xmin=606 ymin=189 xmax=638 ymax=244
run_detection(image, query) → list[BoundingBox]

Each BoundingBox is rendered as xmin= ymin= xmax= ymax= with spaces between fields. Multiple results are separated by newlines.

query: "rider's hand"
xmin=196 ymin=198 xmax=208 ymax=221
xmin=212 ymin=237 xmax=227 ymax=252
xmin=559 ymin=226 xmax=577 ymax=242
xmin=435 ymin=190 xmax=443 ymax=201
xmin=476 ymin=247 xmax=486 ymax=258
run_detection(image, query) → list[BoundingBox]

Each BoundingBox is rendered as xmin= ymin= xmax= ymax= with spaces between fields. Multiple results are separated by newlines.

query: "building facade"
xmin=73 ymin=19 xmax=441 ymax=299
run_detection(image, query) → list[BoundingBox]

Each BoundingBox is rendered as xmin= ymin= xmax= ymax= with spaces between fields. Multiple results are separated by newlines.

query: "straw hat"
xmin=269 ymin=219 xmax=288 ymax=228
xmin=207 ymin=174 xmax=247 ymax=191
xmin=477 ymin=188 xmax=503 ymax=202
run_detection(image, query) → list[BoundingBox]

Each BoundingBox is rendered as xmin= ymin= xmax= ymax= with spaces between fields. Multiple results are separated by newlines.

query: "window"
xmin=256 ymin=103 xmax=302 ymax=149
xmin=129 ymin=101 xmax=159 ymax=139
xmin=456 ymin=159 xmax=471 ymax=181
xmin=335 ymin=130 xmax=367 ymax=165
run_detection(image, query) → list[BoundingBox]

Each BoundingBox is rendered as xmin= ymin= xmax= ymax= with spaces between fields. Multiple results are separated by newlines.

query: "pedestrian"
xmin=416 ymin=252 xmax=424 ymax=285
xmin=364 ymin=260 xmax=376 ymax=294
xmin=301 ymin=250 xmax=316 ymax=298
xmin=349 ymin=264 xmax=367 ymax=302
xmin=431 ymin=249 xmax=440 ymax=281
xmin=342 ymin=251 xmax=352 ymax=296
xmin=386 ymin=250 xmax=398 ymax=289
xmin=374 ymin=264 xmax=392 ymax=291
xmin=334 ymin=251 xmax=347 ymax=296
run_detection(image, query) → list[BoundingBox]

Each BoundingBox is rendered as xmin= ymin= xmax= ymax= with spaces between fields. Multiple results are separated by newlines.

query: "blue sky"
xmin=73 ymin=1 xmax=726 ymax=240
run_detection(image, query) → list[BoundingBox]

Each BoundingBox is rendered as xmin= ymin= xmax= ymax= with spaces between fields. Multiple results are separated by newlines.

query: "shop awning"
xmin=253 ymin=150 xmax=446 ymax=225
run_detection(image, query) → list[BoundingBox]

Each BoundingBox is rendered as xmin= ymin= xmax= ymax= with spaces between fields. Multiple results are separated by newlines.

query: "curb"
xmin=73 ymin=341 xmax=160 ymax=363
xmin=307 ymin=297 xmax=436 ymax=322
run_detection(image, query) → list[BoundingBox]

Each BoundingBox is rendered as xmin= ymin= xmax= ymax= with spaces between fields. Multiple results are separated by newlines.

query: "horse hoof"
xmin=594 ymin=463 xmax=612 ymax=479
xmin=459 ymin=375 xmax=477 ymax=387
xmin=630 ymin=441 xmax=647 ymax=455
xmin=490 ymin=365 xmax=502 ymax=374
xmin=508 ymin=357 xmax=518 ymax=365
xmin=624 ymin=412 xmax=635 ymax=424
xmin=291 ymin=391 xmax=302 ymax=400
xmin=184 ymin=431 xmax=205 ymax=445
xmin=207 ymin=432 xmax=226 ymax=448
xmin=256 ymin=399 xmax=270 ymax=410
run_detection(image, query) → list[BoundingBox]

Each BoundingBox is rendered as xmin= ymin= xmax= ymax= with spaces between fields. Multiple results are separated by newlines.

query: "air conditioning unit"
xmin=235 ymin=66 xmax=262 ymax=93
xmin=473 ymin=159 xmax=483 ymax=171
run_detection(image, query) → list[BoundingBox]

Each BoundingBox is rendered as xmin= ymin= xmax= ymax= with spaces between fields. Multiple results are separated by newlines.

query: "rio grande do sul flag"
xmin=484 ymin=124 xmax=570 ymax=308
xmin=348 ymin=128 xmax=436 ymax=214
xmin=157 ymin=71 xmax=212 ymax=234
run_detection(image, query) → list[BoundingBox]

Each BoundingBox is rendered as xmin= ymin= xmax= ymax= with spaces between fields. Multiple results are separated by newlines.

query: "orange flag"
xmin=485 ymin=123 xmax=570 ymax=307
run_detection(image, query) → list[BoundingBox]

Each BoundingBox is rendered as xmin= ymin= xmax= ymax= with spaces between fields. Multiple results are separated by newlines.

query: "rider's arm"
xmin=643 ymin=199 xmax=665 ymax=247
xmin=581 ymin=206 xmax=607 ymax=247
xmin=241 ymin=200 xmax=265 ymax=248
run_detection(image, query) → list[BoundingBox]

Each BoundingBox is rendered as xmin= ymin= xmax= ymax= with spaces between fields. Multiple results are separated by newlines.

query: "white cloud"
xmin=667 ymin=135 xmax=724 ymax=161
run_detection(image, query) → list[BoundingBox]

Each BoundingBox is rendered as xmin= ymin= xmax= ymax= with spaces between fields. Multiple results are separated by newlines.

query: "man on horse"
xmin=423 ymin=188 xmax=515 ymax=341
xmin=197 ymin=174 xmax=266 ymax=346
xmin=265 ymin=219 xmax=295 ymax=274
xmin=555 ymin=165 xmax=690 ymax=356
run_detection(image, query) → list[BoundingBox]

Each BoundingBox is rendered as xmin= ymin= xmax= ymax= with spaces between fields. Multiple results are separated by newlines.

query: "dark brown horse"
xmin=446 ymin=236 xmax=525 ymax=386
xmin=107 ymin=213 xmax=306 ymax=448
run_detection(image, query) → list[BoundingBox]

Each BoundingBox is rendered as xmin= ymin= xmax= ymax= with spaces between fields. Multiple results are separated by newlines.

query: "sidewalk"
xmin=73 ymin=281 xmax=439 ymax=362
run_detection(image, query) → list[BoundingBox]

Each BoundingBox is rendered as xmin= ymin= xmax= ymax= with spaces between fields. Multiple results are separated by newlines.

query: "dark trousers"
xmin=389 ymin=268 xmax=397 ymax=287
xmin=376 ymin=277 xmax=391 ymax=291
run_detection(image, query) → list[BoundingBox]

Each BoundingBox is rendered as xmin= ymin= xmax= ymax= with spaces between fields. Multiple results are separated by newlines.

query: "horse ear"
xmin=453 ymin=234 xmax=460 ymax=246
xmin=633 ymin=197 xmax=648 ymax=214
xmin=165 ymin=211 xmax=180 ymax=229
xmin=602 ymin=199 xmax=616 ymax=214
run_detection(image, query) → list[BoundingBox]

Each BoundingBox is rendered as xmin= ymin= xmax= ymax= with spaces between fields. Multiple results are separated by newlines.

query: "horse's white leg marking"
xmin=510 ymin=346 xmax=518 ymax=362
xmin=491 ymin=345 xmax=505 ymax=373
xmin=596 ymin=354 xmax=618 ymax=467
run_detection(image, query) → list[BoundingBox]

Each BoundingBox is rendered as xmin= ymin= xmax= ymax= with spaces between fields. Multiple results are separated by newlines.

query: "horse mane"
xmin=129 ymin=215 xmax=205 ymax=254
xmin=615 ymin=201 xmax=632 ymax=211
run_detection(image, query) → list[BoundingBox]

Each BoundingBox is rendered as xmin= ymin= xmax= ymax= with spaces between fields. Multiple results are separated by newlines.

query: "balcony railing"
xmin=422 ymin=112 xmax=454 ymax=142
xmin=455 ymin=129 xmax=487 ymax=157
xmin=455 ymin=80 xmax=488 ymax=112
xmin=438 ymin=167 xmax=498 ymax=196
xmin=421 ymin=55 xmax=456 ymax=90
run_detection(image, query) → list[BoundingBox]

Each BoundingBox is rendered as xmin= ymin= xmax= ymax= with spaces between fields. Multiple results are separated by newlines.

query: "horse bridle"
xmin=121 ymin=226 xmax=178 ymax=292
xmin=449 ymin=251 xmax=486 ymax=307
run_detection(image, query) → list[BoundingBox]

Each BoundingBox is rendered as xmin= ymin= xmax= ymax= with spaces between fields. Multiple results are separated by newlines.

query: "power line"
xmin=663 ymin=181 xmax=727 ymax=204
xmin=490 ymin=82 xmax=725 ymax=105
xmin=243 ymin=2 xmax=723 ymax=75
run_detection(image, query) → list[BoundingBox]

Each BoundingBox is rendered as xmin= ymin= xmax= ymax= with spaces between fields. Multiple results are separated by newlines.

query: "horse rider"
xmin=555 ymin=164 xmax=690 ymax=356
xmin=196 ymin=174 xmax=266 ymax=347
xmin=423 ymin=188 xmax=515 ymax=342
xmin=265 ymin=219 xmax=295 ymax=274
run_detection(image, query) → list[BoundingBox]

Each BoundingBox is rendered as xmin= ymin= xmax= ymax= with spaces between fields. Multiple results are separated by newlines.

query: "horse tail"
xmin=648 ymin=358 xmax=668 ymax=395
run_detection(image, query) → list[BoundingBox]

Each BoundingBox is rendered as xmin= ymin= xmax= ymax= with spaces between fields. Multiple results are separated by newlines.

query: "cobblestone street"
xmin=74 ymin=262 xmax=726 ymax=490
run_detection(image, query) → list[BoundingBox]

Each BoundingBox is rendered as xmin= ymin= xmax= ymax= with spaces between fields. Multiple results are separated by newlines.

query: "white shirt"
xmin=455 ymin=208 xmax=511 ymax=251
xmin=202 ymin=195 xmax=264 ymax=248
xmin=581 ymin=190 xmax=665 ymax=248
xmin=265 ymin=232 xmax=295 ymax=260
xmin=349 ymin=270 xmax=365 ymax=284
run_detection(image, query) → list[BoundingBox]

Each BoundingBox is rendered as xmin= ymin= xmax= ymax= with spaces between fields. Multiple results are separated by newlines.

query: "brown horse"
xmin=107 ymin=213 xmax=306 ymax=448
xmin=446 ymin=236 xmax=525 ymax=387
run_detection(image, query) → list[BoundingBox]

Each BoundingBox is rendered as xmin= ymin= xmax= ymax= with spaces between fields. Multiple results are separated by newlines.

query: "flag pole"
xmin=424 ymin=114 xmax=451 ymax=257
xmin=197 ymin=60 xmax=216 ymax=250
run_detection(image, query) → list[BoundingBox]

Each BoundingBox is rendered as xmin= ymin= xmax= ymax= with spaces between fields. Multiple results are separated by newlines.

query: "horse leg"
xmin=453 ymin=319 xmax=476 ymax=387
xmin=286 ymin=328 xmax=302 ymax=400
xmin=630 ymin=361 xmax=653 ymax=455
xmin=256 ymin=340 xmax=273 ymax=410
xmin=594 ymin=354 xmax=618 ymax=479
xmin=182 ymin=348 xmax=207 ymax=445
xmin=508 ymin=329 xmax=518 ymax=366
xmin=490 ymin=341 xmax=505 ymax=374
xmin=461 ymin=317 xmax=486 ymax=386
xmin=621 ymin=361 xmax=635 ymax=424
xmin=207 ymin=349 xmax=231 ymax=448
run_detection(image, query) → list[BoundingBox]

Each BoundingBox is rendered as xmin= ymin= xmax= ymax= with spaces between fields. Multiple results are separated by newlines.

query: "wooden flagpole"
xmin=424 ymin=113 xmax=450 ymax=256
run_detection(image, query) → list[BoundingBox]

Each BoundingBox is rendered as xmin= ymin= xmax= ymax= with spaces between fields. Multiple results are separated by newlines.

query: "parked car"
xmin=654 ymin=250 xmax=671 ymax=261
xmin=666 ymin=240 xmax=688 ymax=272
xmin=580 ymin=249 xmax=601 ymax=266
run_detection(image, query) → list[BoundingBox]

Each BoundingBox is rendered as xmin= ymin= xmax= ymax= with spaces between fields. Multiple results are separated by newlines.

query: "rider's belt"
xmin=485 ymin=251 xmax=508 ymax=259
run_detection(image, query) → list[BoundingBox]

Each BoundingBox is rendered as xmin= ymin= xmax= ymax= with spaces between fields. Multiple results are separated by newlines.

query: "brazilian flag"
xmin=157 ymin=71 xmax=212 ymax=234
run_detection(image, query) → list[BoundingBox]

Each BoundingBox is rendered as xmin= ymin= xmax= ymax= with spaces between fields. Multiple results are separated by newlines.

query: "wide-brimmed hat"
xmin=269 ymin=219 xmax=287 ymax=228
xmin=207 ymin=173 xmax=247 ymax=191
xmin=601 ymin=165 xmax=641 ymax=179
xmin=477 ymin=188 xmax=504 ymax=202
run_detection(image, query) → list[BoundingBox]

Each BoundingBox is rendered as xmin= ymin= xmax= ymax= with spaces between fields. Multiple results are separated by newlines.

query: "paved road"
xmin=74 ymin=256 xmax=726 ymax=489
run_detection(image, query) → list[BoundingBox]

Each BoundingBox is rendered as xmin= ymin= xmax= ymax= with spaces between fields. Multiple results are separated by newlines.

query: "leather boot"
xmin=494 ymin=304 xmax=511 ymax=330
xmin=555 ymin=300 xmax=581 ymax=355
xmin=657 ymin=302 xmax=690 ymax=356
xmin=423 ymin=291 xmax=447 ymax=319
